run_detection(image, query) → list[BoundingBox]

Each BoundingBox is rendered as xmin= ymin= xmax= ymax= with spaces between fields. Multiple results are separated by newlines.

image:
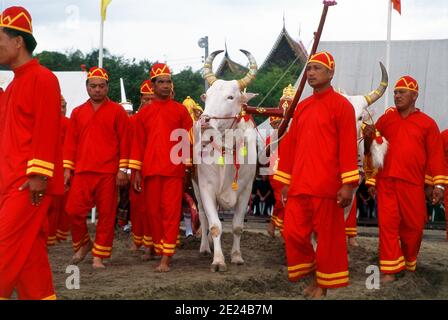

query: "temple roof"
xmin=259 ymin=25 xmax=308 ymax=70
xmin=215 ymin=49 xmax=248 ymax=78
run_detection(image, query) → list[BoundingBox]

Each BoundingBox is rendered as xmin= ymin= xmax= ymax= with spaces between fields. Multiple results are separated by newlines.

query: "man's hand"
xmin=64 ymin=168 xmax=72 ymax=191
xmin=133 ymin=170 xmax=142 ymax=193
xmin=337 ymin=184 xmax=353 ymax=208
xmin=19 ymin=175 xmax=48 ymax=206
xmin=363 ymin=124 xmax=375 ymax=155
xmin=432 ymin=187 xmax=444 ymax=205
xmin=116 ymin=170 xmax=128 ymax=187
xmin=368 ymin=186 xmax=376 ymax=199
xmin=281 ymin=185 xmax=289 ymax=207
xmin=424 ymin=185 xmax=434 ymax=202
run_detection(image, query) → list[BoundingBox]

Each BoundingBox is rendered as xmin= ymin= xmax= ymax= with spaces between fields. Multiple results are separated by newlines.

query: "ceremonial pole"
xmin=385 ymin=0 xmax=392 ymax=112
xmin=271 ymin=0 xmax=337 ymax=152
xmin=99 ymin=0 xmax=112 ymax=68
xmin=98 ymin=19 xmax=104 ymax=68
xmin=99 ymin=15 xmax=104 ymax=68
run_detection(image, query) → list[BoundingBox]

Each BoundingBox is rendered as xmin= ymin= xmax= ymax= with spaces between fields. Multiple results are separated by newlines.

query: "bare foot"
xmin=129 ymin=242 xmax=139 ymax=252
xmin=141 ymin=247 xmax=154 ymax=261
xmin=155 ymin=256 xmax=171 ymax=272
xmin=267 ymin=222 xmax=275 ymax=238
xmin=381 ymin=274 xmax=396 ymax=283
xmin=303 ymin=279 xmax=318 ymax=297
xmin=92 ymin=257 xmax=106 ymax=269
xmin=348 ymin=237 xmax=360 ymax=247
xmin=310 ymin=287 xmax=327 ymax=299
xmin=71 ymin=241 xmax=92 ymax=265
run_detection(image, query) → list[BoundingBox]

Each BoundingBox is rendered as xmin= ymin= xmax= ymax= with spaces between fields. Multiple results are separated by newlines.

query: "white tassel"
xmin=370 ymin=137 xmax=388 ymax=169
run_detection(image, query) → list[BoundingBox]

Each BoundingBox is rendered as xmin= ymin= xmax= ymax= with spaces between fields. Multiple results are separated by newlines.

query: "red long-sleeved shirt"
xmin=63 ymin=99 xmax=130 ymax=174
xmin=0 ymin=59 xmax=63 ymax=195
xmin=274 ymin=86 xmax=359 ymax=198
xmin=442 ymin=130 xmax=448 ymax=177
xmin=371 ymin=108 xmax=447 ymax=186
xmin=130 ymin=99 xmax=192 ymax=178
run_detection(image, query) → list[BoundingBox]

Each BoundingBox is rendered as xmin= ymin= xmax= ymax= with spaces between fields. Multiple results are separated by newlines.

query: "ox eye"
xmin=358 ymin=116 xmax=362 ymax=121
xmin=227 ymin=96 xmax=234 ymax=100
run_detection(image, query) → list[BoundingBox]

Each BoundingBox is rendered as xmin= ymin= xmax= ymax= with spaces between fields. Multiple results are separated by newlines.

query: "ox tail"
xmin=371 ymin=137 xmax=388 ymax=169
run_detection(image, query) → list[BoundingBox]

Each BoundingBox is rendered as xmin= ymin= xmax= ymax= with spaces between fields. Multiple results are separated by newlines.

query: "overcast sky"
xmin=3 ymin=0 xmax=447 ymax=73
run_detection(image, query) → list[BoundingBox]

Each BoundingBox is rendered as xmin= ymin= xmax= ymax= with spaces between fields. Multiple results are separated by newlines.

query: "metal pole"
xmin=204 ymin=36 xmax=209 ymax=92
xmin=99 ymin=19 xmax=104 ymax=68
xmin=385 ymin=0 xmax=392 ymax=112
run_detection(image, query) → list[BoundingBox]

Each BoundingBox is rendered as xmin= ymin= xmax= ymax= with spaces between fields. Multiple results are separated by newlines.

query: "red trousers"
xmin=47 ymin=193 xmax=70 ymax=246
xmin=283 ymin=195 xmax=349 ymax=289
xmin=129 ymin=186 xmax=146 ymax=248
xmin=144 ymin=176 xmax=183 ymax=257
xmin=270 ymin=178 xmax=285 ymax=233
xmin=377 ymin=178 xmax=426 ymax=274
xmin=345 ymin=197 xmax=357 ymax=238
xmin=445 ymin=193 xmax=447 ymax=240
xmin=0 ymin=190 xmax=55 ymax=300
xmin=65 ymin=173 xmax=117 ymax=259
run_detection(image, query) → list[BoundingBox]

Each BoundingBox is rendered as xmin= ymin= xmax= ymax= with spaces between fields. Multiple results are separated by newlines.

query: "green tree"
xmin=172 ymin=67 xmax=205 ymax=107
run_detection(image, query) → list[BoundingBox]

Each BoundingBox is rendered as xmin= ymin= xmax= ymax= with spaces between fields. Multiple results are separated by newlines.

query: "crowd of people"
xmin=0 ymin=6 xmax=447 ymax=300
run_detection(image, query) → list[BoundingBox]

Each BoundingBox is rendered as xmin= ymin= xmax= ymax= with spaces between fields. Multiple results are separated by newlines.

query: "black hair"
xmin=2 ymin=27 xmax=37 ymax=54
xmin=85 ymin=79 xmax=109 ymax=86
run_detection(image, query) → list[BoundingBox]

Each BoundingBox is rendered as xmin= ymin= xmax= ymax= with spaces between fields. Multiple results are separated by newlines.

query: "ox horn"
xmin=364 ymin=62 xmax=389 ymax=106
xmin=203 ymin=50 xmax=224 ymax=86
xmin=237 ymin=49 xmax=258 ymax=90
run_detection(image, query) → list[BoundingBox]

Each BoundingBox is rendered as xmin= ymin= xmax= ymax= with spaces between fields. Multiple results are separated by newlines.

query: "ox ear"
xmin=201 ymin=94 xmax=207 ymax=102
xmin=241 ymin=92 xmax=258 ymax=104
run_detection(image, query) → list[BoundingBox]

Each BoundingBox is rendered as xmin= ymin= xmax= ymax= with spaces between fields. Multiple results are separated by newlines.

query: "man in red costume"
xmin=274 ymin=52 xmax=359 ymax=298
xmin=128 ymin=80 xmax=155 ymax=258
xmin=47 ymin=96 xmax=71 ymax=246
xmin=364 ymin=76 xmax=447 ymax=282
xmin=64 ymin=67 xmax=130 ymax=269
xmin=0 ymin=6 xmax=62 ymax=300
xmin=442 ymin=129 xmax=448 ymax=239
xmin=266 ymin=84 xmax=296 ymax=237
xmin=131 ymin=63 xmax=192 ymax=272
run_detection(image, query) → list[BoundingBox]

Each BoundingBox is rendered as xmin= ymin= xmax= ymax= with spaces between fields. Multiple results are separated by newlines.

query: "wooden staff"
xmin=276 ymin=1 xmax=337 ymax=143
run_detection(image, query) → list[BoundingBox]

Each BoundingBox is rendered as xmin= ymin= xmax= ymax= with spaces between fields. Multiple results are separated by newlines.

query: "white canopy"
xmin=0 ymin=70 xmax=89 ymax=117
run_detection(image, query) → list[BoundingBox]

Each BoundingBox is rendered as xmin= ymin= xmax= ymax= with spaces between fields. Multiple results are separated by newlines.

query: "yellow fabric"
xmin=101 ymin=0 xmax=112 ymax=21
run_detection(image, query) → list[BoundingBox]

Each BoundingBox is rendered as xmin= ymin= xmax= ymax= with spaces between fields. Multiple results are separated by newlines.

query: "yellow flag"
xmin=101 ymin=0 xmax=112 ymax=21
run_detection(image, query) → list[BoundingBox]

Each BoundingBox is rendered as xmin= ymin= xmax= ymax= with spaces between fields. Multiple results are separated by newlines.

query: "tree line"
xmin=9 ymin=49 xmax=302 ymax=125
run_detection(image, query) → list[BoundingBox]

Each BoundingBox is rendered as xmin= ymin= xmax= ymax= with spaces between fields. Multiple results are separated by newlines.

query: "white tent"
xmin=300 ymin=39 xmax=448 ymax=130
xmin=0 ymin=70 xmax=89 ymax=117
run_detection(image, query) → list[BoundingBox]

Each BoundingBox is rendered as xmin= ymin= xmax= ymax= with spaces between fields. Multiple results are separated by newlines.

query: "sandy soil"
xmin=48 ymin=222 xmax=448 ymax=300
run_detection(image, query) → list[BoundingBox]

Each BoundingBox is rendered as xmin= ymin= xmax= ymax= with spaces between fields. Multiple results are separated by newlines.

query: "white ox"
xmin=338 ymin=62 xmax=389 ymax=219
xmin=192 ymin=50 xmax=258 ymax=272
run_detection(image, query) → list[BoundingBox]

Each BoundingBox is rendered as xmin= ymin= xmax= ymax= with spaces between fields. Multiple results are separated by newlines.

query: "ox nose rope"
xmin=200 ymin=106 xmax=256 ymax=191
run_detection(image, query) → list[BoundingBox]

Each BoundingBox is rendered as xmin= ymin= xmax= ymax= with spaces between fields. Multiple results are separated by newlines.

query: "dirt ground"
xmin=48 ymin=221 xmax=448 ymax=300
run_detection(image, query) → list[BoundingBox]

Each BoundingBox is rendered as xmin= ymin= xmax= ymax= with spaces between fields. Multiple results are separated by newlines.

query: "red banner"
xmin=392 ymin=0 xmax=401 ymax=14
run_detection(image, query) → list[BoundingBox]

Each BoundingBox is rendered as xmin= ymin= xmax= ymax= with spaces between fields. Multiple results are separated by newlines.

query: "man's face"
xmin=153 ymin=75 xmax=172 ymax=99
xmin=87 ymin=78 xmax=109 ymax=103
xmin=0 ymin=28 xmax=20 ymax=65
xmin=394 ymin=88 xmax=418 ymax=111
xmin=140 ymin=94 xmax=154 ymax=106
xmin=61 ymin=101 xmax=67 ymax=116
xmin=193 ymin=109 xmax=203 ymax=120
xmin=306 ymin=62 xmax=333 ymax=89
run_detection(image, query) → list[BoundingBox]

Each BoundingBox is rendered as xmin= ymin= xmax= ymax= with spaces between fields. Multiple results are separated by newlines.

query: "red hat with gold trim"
xmin=87 ymin=67 xmax=109 ymax=81
xmin=307 ymin=51 xmax=335 ymax=70
xmin=140 ymin=80 xmax=154 ymax=95
xmin=0 ymin=6 xmax=33 ymax=35
xmin=150 ymin=63 xmax=171 ymax=80
xmin=394 ymin=75 xmax=418 ymax=93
